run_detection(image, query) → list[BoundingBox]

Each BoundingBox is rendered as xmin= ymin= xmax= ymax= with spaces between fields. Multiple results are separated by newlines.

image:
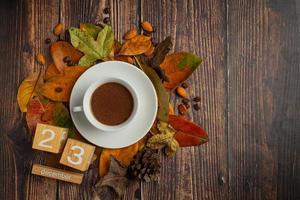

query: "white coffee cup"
xmin=72 ymin=78 xmax=139 ymax=132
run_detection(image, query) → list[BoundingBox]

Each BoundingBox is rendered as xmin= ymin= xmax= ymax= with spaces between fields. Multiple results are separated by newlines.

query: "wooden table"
xmin=0 ymin=0 xmax=299 ymax=199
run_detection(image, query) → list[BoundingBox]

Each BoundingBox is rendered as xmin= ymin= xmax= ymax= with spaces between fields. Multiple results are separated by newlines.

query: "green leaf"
xmin=135 ymin=57 xmax=169 ymax=122
xmin=177 ymin=52 xmax=202 ymax=70
xmin=78 ymin=54 xmax=96 ymax=67
xmin=96 ymin=25 xmax=114 ymax=58
xmin=52 ymin=103 xmax=76 ymax=137
xmin=80 ymin=23 xmax=102 ymax=39
xmin=69 ymin=25 xmax=114 ymax=67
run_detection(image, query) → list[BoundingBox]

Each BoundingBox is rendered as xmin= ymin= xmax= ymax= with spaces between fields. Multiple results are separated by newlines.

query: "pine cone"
xmin=127 ymin=148 xmax=161 ymax=182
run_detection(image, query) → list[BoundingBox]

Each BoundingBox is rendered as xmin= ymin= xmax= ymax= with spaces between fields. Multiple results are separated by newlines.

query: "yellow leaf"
xmin=17 ymin=72 xmax=42 ymax=112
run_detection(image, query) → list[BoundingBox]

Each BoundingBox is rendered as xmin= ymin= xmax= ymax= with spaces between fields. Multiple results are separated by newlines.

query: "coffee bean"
xmin=64 ymin=30 xmax=71 ymax=43
xmin=152 ymin=26 xmax=156 ymax=32
xmin=55 ymin=87 xmax=63 ymax=93
xmin=45 ymin=38 xmax=51 ymax=44
xmin=67 ymin=61 xmax=74 ymax=66
xmin=193 ymin=104 xmax=200 ymax=110
xmin=103 ymin=17 xmax=110 ymax=24
xmin=182 ymin=98 xmax=190 ymax=105
xmin=178 ymin=104 xmax=187 ymax=115
xmin=143 ymin=31 xmax=151 ymax=36
xmin=193 ymin=96 xmax=201 ymax=102
xmin=63 ymin=56 xmax=71 ymax=63
xmin=181 ymin=82 xmax=188 ymax=88
xmin=103 ymin=7 xmax=111 ymax=14
xmin=95 ymin=59 xmax=102 ymax=64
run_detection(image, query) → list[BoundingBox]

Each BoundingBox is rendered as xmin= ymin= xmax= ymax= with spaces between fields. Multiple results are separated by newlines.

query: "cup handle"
xmin=73 ymin=106 xmax=83 ymax=112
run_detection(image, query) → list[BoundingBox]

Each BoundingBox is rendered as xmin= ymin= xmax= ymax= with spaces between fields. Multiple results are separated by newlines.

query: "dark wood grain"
xmin=0 ymin=0 xmax=60 ymax=200
xmin=140 ymin=0 xmax=228 ymax=199
xmin=0 ymin=0 xmax=299 ymax=199
xmin=227 ymin=0 xmax=300 ymax=199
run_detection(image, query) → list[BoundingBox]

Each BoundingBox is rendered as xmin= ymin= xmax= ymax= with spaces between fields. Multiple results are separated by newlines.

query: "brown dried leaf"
xmin=50 ymin=41 xmax=83 ymax=72
xmin=93 ymin=156 xmax=130 ymax=200
xmin=44 ymin=63 xmax=60 ymax=80
xmin=99 ymin=142 xmax=139 ymax=177
xmin=119 ymin=35 xmax=152 ymax=56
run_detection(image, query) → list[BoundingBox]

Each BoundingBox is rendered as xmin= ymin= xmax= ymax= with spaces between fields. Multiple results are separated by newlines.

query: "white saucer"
xmin=69 ymin=61 xmax=157 ymax=148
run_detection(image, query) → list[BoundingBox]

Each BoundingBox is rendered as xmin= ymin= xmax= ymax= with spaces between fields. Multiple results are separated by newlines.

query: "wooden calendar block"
xmin=32 ymin=123 xmax=68 ymax=153
xmin=32 ymin=164 xmax=83 ymax=184
xmin=59 ymin=138 xmax=95 ymax=171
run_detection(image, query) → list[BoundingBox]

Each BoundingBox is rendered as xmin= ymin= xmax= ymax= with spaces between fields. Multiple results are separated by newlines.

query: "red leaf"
xmin=175 ymin=131 xmax=208 ymax=147
xmin=168 ymin=115 xmax=208 ymax=147
xmin=26 ymin=97 xmax=45 ymax=133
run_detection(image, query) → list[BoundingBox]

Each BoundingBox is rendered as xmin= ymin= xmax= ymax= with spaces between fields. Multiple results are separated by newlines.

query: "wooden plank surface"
xmin=0 ymin=0 xmax=299 ymax=200
xmin=140 ymin=0 xmax=228 ymax=199
xmin=227 ymin=0 xmax=300 ymax=199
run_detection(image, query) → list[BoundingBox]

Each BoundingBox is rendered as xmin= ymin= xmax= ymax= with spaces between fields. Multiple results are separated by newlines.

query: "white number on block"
xmin=38 ymin=129 xmax=55 ymax=148
xmin=67 ymin=145 xmax=85 ymax=165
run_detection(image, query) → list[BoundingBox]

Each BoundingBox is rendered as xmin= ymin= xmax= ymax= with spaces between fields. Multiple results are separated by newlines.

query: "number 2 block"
xmin=60 ymin=138 xmax=95 ymax=171
xmin=32 ymin=123 xmax=68 ymax=153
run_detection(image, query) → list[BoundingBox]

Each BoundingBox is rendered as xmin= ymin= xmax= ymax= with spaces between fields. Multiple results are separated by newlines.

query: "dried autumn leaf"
xmin=44 ymin=63 xmax=60 ymax=80
xmin=160 ymin=52 xmax=202 ymax=90
xmin=151 ymin=36 xmax=172 ymax=68
xmin=113 ymin=55 xmax=134 ymax=64
xmin=51 ymin=103 xmax=76 ymax=137
xmin=26 ymin=97 xmax=45 ymax=133
xmin=135 ymin=58 xmax=169 ymax=122
xmin=147 ymin=121 xmax=179 ymax=156
xmin=41 ymin=77 xmax=75 ymax=102
xmin=99 ymin=142 xmax=139 ymax=177
xmin=26 ymin=97 xmax=75 ymax=137
xmin=63 ymin=65 xmax=86 ymax=77
xmin=17 ymin=72 xmax=43 ymax=112
xmin=168 ymin=115 xmax=208 ymax=147
xmin=50 ymin=41 xmax=83 ymax=72
xmin=41 ymin=66 xmax=86 ymax=102
xmin=119 ymin=35 xmax=152 ymax=56
xmin=93 ymin=156 xmax=130 ymax=200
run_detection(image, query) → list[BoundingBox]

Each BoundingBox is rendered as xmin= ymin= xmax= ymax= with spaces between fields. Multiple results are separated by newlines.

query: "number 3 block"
xmin=60 ymin=138 xmax=95 ymax=171
xmin=32 ymin=123 xmax=68 ymax=153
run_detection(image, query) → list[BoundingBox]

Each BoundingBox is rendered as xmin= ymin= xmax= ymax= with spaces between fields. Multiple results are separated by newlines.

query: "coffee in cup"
xmin=72 ymin=78 xmax=138 ymax=132
xmin=90 ymin=82 xmax=134 ymax=126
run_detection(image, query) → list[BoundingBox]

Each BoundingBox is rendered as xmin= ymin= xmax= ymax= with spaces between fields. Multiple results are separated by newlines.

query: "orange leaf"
xmin=160 ymin=52 xmax=202 ymax=90
xmin=113 ymin=55 xmax=134 ymax=64
xmin=44 ymin=63 xmax=60 ymax=80
xmin=63 ymin=66 xmax=86 ymax=77
xmin=41 ymin=66 xmax=86 ymax=102
xmin=99 ymin=142 xmax=139 ymax=177
xmin=119 ymin=35 xmax=152 ymax=56
xmin=50 ymin=41 xmax=83 ymax=72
